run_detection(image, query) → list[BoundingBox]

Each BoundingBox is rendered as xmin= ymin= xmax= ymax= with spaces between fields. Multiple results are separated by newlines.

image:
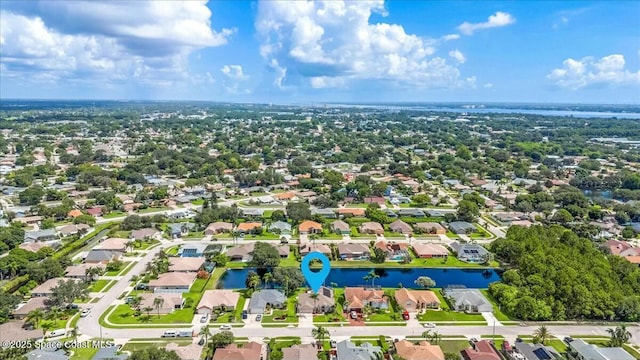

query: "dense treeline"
xmin=489 ymin=225 xmax=640 ymax=321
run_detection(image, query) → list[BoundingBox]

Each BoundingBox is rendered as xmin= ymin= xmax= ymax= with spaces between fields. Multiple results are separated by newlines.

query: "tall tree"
xmin=153 ymin=297 xmax=164 ymax=318
xmin=247 ymin=242 xmax=280 ymax=269
xmin=312 ymin=326 xmax=330 ymax=344
xmin=414 ymin=276 xmax=436 ymax=289
xmin=363 ymin=270 xmax=380 ymax=288
xmin=533 ymin=325 xmax=551 ymax=345
xmin=607 ymin=324 xmax=632 ymax=347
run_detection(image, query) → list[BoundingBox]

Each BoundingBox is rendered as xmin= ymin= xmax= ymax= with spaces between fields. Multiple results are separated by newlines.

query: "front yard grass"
xmin=104 ymin=261 xmax=131 ymax=276
xmin=480 ymin=289 xmax=514 ymax=321
xmin=88 ymin=279 xmax=112 ymax=292
xmin=108 ymin=302 xmax=195 ymax=325
xmin=418 ymin=310 xmax=485 ymax=322
xmin=262 ymin=294 xmax=299 ymax=324
xmin=103 ymin=211 xmax=126 ymax=219
xmin=438 ymin=340 xmax=473 ymax=354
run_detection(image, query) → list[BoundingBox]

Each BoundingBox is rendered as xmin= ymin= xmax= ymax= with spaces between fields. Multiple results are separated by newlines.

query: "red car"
xmin=402 ymin=311 xmax=410 ymax=320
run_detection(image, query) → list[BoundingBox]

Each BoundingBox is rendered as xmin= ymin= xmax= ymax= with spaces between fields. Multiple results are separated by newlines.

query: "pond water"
xmin=220 ymin=267 xmax=501 ymax=289
xmin=582 ymin=189 xmax=614 ymax=200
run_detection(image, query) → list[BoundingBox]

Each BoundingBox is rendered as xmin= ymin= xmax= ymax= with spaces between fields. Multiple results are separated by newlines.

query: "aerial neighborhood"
xmin=0 ymin=102 xmax=639 ymax=360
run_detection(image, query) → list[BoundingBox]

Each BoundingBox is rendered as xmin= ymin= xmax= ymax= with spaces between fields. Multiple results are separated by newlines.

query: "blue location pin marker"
xmin=301 ymin=251 xmax=331 ymax=294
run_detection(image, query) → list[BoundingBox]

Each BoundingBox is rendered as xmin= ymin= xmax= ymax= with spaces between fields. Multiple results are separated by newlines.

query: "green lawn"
xmin=111 ymin=230 xmax=130 ymax=238
xmin=190 ymin=278 xmax=209 ymax=293
xmin=418 ymin=310 xmax=485 ymax=322
xmin=205 ymin=268 xmax=227 ymax=290
xmin=104 ymin=261 xmax=131 ymax=276
xmin=233 ymin=295 xmax=247 ymax=320
xmin=137 ymin=206 xmax=170 ymax=214
xmin=279 ymin=251 xmax=299 ymax=267
xmin=121 ymin=341 xmax=192 ymax=352
xmin=103 ymin=211 xmax=126 ymax=219
xmin=190 ymin=199 xmax=205 ymax=205
xmin=88 ymin=279 xmax=112 ymax=292
xmin=41 ymin=318 xmax=68 ymax=330
xmin=546 ymin=339 xmax=568 ymax=354
xmin=165 ymin=245 xmax=179 ymax=256
xmin=133 ymin=239 xmax=160 ymax=250
xmin=70 ymin=340 xmax=100 ymax=360
xmin=438 ymin=340 xmax=473 ymax=354
xmin=313 ymin=312 xmax=346 ymax=323
xmin=107 ymin=303 xmax=196 ymax=324
xmin=346 ymin=204 xmax=369 ymax=208
xmin=262 ymin=294 xmax=298 ymax=324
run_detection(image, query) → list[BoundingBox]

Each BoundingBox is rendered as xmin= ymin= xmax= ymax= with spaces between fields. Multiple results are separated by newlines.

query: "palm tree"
xmin=199 ymin=325 xmax=210 ymax=346
xmin=431 ymin=331 xmax=442 ymax=344
xmin=370 ymin=351 xmax=384 ymax=360
xmin=71 ymin=325 xmax=79 ymax=343
xmin=45 ymin=306 xmax=63 ymax=322
xmin=246 ymin=273 xmax=261 ymax=290
xmin=312 ymin=326 xmax=330 ymax=344
xmin=153 ymin=297 xmax=164 ymax=318
xmin=607 ymin=324 xmax=632 ymax=347
xmin=533 ymin=325 xmax=552 ymax=345
xmin=363 ymin=270 xmax=380 ymax=288
xmin=41 ymin=322 xmax=52 ymax=340
xmin=263 ymin=272 xmax=274 ymax=289
xmin=126 ymin=240 xmax=136 ymax=253
xmin=422 ymin=330 xmax=432 ymax=341
xmin=143 ymin=306 xmax=153 ymax=318
xmin=26 ymin=309 xmax=45 ymax=328
xmin=131 ymin=296 xmax=142 ymax=310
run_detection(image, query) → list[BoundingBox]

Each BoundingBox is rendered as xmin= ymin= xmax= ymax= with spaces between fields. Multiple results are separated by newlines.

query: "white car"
xmin=423 ymin=322 xmax=436 ymax=328
xmin=80 ymin=308 xmax=91 ymax=317
xmin=219 ymin=324 xmax=232 ymax=330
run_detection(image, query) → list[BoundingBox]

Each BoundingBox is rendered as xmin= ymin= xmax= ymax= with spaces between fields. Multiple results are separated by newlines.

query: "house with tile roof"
xmin=298 ymin=220 xmax=322 ymax=234
xmin=395 ymin=340 xmax=445 ymax=360
xmin=359 ymin=222 xmax=384 ymax=235
xmin=338 ymin=242 xmax=371 ymax=260
xmin=344 ymin=287 xmax=388 ymax=312
xmin=297 ymin=287 xmax=335 ymax=314
xmin=197 ymin=290 xmax=240 ymax=314
xmin=212 ymin=341 xmax=263 ymax=360
xmin=394 ymin=288 xmax=440 ymax=311
xmin=281 ymin=344 xmax=319 ymax=360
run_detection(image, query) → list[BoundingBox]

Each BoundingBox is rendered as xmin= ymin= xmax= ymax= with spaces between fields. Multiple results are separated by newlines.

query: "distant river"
xmin=428 ymin=107 xmax=640 ymax=119
xmin=220 ymin=267 xmax=501 ymax=289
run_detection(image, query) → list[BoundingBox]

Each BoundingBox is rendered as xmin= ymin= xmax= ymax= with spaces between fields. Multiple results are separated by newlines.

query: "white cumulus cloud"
xmin=256 ymin=0 xmax=472 ymax=89
xmin=546 ymin=54 xmax=640 ymax=89
xmin=449 ymin=50 xmax=466 ymax=64
xmin=457 ymin=11 xmax=516 ymax=36
xmin=0 ymin=1 xmax=234 ymax=86
xmin=220 ymin=65 xmax=250 ymax=94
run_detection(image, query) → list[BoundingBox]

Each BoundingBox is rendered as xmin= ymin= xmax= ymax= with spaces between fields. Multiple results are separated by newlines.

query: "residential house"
xmin=274 ymin=192 xmax=296 ymax=201
xmin=297 ymin=287 xmax=336 ymax=313
xmin=311 ymin=208 xmax=337 ymax=219
xmin=169 ymin=223 xmax=195 ymax=239
xmin=336 ymin=340 xmax=381 ymax=360
xmin=27 ymin=347 xmax=69 ymax=360
xmin=374 ymin=240 xmax=410 ymax=261
xmin=139 ymin=293 xmax=185 ymax=314
xmin=64 ymin=263 xmax=106 ymax=280
xmin=86 ymin=207 xmax=104 ymax=217
xmin=31 ymin=278 xmax=80 ymax=297
xmin=0 ymin=321 xmax=42 ymax=342
xmin=165 ymin=343 xmax=203 ymax=360
xmin=84 ymin=250 xmax=121 ymax=264
xmin=443 ymin=287 xmax=493 ymax=313
xmin=394 ymin=288 xmax=441 ymax=311
xmin=426 ymin=210 xmax=447 ymax=218
xmin=24 ymin=229 xmax=58 ymax=243
xmin=212 ymin=342 xmax=263 ymax=360
xmin=178 ymin=244 xmax=208 ymax=258
xmin=461 ymin=340 xmax=501 ymax=360
xmin=12 ymin=216 xmax=43 ymax=226
xmin=299 ymin=242 xmax=332 ymax=257
xmin=513 ymin=342 xmax=563 ymax=360
xmin=205 ymin=222 xmax=234 ymax=236
xmin=449 ymin=221 xmax=477 ymax=234
xmin=248 ymin=289 xmax=286 ymax=314
xmin=359 ymin=222 xmax=384 ymax=235
xmin=281 ymin=344 xmax=319 ymax=360
xmin=196 ymin=290 xmax=240 ymax=314
xmin=130 ymin=228 xmax=161 ymax=240
xmin=414 ymin=222 xmax=446 ymax=235
xmin=338 ymin=242 xmax=371 ymax=260
xmin=299 ymin=220 xmax=323 ymax=234
xmin=12 ymin=297 xmax=49 ymax=320
xmin=398 ymin=209 xmax=426 ymax=217
xmin=568 ymin=339 xmax=635 ymax=360
xmin=148 ymin=272 xmax=197 ymax=293
xmin=67 ymin=209 xmax=83 ymax=218
xmin=241 ymin=208 xmax=265 ymax=218
xmin=384 ymin=209 xmax=398 ymax=218
xmin=226 ymin=243 xmax=255 ymax=262
xmin=602 ymin=239 xmax=640 ymax=257
xmin=364 ymin=197 xmax=385 ymax=206
xmin=19 ymin=242 xmax=51 ymax=253
xmin=395 ymin=340 xmax=445 ymax=360
xmin=58 ymin=224 xmax=90 ymax=237
xmin=389 ymin=220 xmax=413 ymax=234
xmin=336 ymin=208 xmax=366 ymax=217
xmin=269 ymin=221 xmax=292 ymax=234
xmin=344 ymin=287 xmax=388 ymax=311
xmin=449 ymin=242 xmax=489 ymax=263
xmin=94 ymin=238 xmax=128 ymax=252
xmin=168 ymin=257 xmax=206 ymax=272
xmin=412 ymin=243 xmax=450 ymax=258
xmin=236 ymin=222 xmax=262 ymax=235
xmin=330 ymin=220 xmax=351 ymax=235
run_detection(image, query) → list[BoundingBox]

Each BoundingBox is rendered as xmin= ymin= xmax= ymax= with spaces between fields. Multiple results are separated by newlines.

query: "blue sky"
xmin=1 ymin=0 xmax=639 ymax=103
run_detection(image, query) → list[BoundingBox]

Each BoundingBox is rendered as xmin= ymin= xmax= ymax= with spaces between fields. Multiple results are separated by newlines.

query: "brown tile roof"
xmin=166 ymin=343 xmax=203 ymax=360
xmin=237 ymin=222 xmax=262 ymax=231
xmin=212 ymin=341 xmax=262 ymax=360
xmin=299 ymin=243 xmax=331 ymax=256
xmin=149 ymin=272 xmax=197 ymax=288
xmin=197 ymin=290 xmax=240 ymax=311
xmin=274 ymin=192 xmax=296 ymax=200
xmin=359 ymin=222 xmax=384 ymax=234
xmin=168 ymin=257 xmax=206 ymax=272
xmin=68 ymin=209 xmax=83 ymax=218
xmin=64 ymin=263 xmax=106 ymax=278
xmin=19 ymin=242 xmax=50 ymax=253
xmin=344 ymin=287 xmax=387 ymax=309
xmin=461 ymin=340 xmax=501 ymax=360
xmin=389 ymin=220 xmax=412 ymax=234
xmin=281 ymin=344 xmax=318 ymax=360
xmin=412 ymin=243 xmax=449 ymax=257
xmin=0 ymin=321 xmax=42 ymax=342
xmin=139 ymin=293 xmax=184 ymax=312
xmin=12 ymin=297 xmax=49 ymax=317
xmin=330 ymin=220 xmax=350 ymax=232
xmin=396 ymin=340 xmax=445 ymax=360
xmin=299 ymin=220 xmax=322 ymax=232
xmin=394 ymin=288 xmax=440 ymax=307
xmin=31 ymin=278 xmax=79 ymax=296
xmin=94 ymin=238 xmax=128 ymax=251
xmin=336 ymin=208 xmax=365 ymax=216
xmin=414 ymin=222 xmax=446 ymax=234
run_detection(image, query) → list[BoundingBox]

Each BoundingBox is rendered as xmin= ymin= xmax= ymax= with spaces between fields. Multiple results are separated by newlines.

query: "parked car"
xmin=162 ymin=330 xmax=177 ymax=338
xmin=80 ymin=308 xmax=91 ymax=317
xmin=200 ymin=314 xmax=209 ymax=323
xmin=242 ymin=310 xmax=248 ymax=320
xmin=255 ymin=314 xmax=262 ymax=322
xmin=423 ymin=323 xmax=436 ymax=328
xmin=330 ymin=340 xmax=337 ymax=348
xmin=198 ymin=337 xmax=205 ymax=346
xmin=220 ymin=324 xmax=232 ymax=330
xmin=402 ymin=311 xmax=410 ymax=320
xmin=135 ymin=283 xmax=148 ymax=290
xmin=564 ymin=337 xmax=574 ymax=344
xmin=350 ymin=311 xmax=358 ymax=319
